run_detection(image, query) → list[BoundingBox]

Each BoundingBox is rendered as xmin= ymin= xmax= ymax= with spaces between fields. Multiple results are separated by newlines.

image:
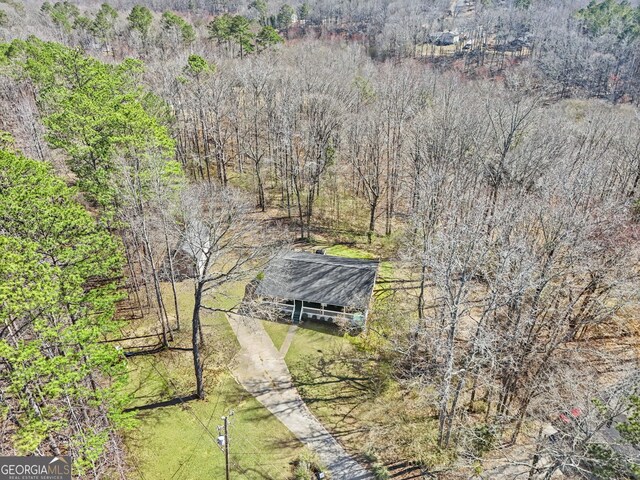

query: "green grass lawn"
xmin=284 ymin=321 xmax=349 ymax=364
xmin=123 ymin=280 xmax=304 ymax=479
xmin=283 ymin=320 xmax=447 ymax=469
xmin=324 ymin=245 xmax=392 ymax=279
xmin=124 ymin=362 xmax=303 ymax=480
xmin=160 ymin=280 xmax=243 ymax=351
xmin=261 ymin=320 xmax=292 ymax=350
xmin=283 ymin=322 xmax=377 ymax=457
xmin=324 ymin=244 xmax=376 ymax=259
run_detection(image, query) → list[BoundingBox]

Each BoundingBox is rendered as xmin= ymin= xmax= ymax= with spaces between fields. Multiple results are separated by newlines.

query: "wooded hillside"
xmin=0 ymin=0 xmax=639 ymax=478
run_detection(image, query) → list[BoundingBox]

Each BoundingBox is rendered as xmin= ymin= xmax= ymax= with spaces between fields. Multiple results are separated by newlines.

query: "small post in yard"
xmin=224 ymin=415 xmax=230 ymax=480
xmin=218 ymin=411 xmax=234 ymax=480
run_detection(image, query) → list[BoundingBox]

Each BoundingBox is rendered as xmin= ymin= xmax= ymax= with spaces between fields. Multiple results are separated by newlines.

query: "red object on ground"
xmin=559 ymin=407 xmax=583 ymax=424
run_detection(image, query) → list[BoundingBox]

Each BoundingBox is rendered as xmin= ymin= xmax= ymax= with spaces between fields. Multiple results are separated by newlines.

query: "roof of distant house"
xmin=255 ymin=252 xmax=379 ymax=310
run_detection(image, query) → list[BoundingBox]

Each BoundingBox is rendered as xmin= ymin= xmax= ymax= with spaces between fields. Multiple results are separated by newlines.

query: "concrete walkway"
xmin=227 ymin=314 xmax=371 ymax=480
xmin=279 ymin=324 xmax=298 ymax=355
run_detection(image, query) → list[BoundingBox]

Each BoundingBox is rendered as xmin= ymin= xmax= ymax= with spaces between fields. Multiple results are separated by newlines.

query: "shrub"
xmin=372 ymin=462 xmax=390 ymax=479
xmin=292 ymin=449 xmax=330 ymax=480
xmin=471 ymin=424 xmax=499 ymax=457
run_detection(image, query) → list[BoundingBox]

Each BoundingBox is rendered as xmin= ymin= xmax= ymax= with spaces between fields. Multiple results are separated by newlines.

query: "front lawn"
xmin=261 ymin=319 xmax=292 ymax=350
xmin=124 ymin=363 xmax=303 ymax=479
xmin=284 ymin=321 xmax=377 ymax=457
xmin=284 ymin=322 xmax=448 ymax=471
xmin=123 ymin=280 xmax=304 ymax=479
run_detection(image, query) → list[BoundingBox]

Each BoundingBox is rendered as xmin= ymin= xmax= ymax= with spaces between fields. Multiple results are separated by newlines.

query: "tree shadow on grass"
xmin=228 ymin=431 xmax=303 ymax=480
xmin=233 ymin=465 xmax=279 ymax=480
xmin=291 ymin=349 xmax=385 ymax=433
xmin=385 ymin=461 xmax=436 ymax=479
xmin=123 ymin=393 xmax=199 ymax=413
xmin=297 ymin=318 xmax=345 ymax=337
xmin=294 ymin=355 xmax=377 ymax=400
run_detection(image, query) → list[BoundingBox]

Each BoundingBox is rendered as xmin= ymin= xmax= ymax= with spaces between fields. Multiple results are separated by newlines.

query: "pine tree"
xmin=127 ymin=5 xmax=153 ymax=38
xmin=0 ymin=149 xmax=130 ymax=474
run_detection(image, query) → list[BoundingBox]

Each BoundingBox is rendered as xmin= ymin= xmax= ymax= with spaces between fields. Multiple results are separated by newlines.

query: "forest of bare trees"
xmin=1 ymin=0 xmax=639 ymax=478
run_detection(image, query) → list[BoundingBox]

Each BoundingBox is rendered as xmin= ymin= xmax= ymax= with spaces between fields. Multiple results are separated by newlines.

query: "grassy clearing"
xmin=117 ymin=279 xmax=242 ymax=353
xmin=261 ymin=320 xmax=291 ymax=350
xmin=123 ymin=280 xmax=304 ymax=479
xmin=124 ymin=363 xmax=303 ymax=480
xmin=324 ymin=244 xmax=376 ymax=259
xmin=284 ymin=321 xmax=447 ymax=469
xmin=284 ymin=321 xmax=350 ymax=365
xmin=161 ymin=280 xmax=243 ymax=350
xmin=284 ymin=322 xmax=376 ymax=456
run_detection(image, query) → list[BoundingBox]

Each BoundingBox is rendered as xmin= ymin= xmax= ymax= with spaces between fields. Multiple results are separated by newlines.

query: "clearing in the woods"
xmin=122 ymin=244 xmax=396 ymax=478
xmin=121 ymin=280 xmax=305 ymax=479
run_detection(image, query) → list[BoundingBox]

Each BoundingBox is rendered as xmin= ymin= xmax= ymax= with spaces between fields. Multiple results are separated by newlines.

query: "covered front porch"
xmin=252 ymin=251 xmax=378 ymax=330
xmin=261 ymin=299 xmax=366 ymax=327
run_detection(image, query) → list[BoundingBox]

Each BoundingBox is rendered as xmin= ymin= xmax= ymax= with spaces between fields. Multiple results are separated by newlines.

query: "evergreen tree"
xmin=0 ymin=149 xmax=129 ymax=474
xmin=207 ymin=13 xmax=232 ymax=45
xmin=576 ymin=0 xmax=640 ymax=40
xmin=72 ymin=14 xmax=92 ymax=33
xmin=276 ymin=4 xmax=294 ymax=30
xmin=127 ymin=4 xmax=153 ymax=38
xmin=161 ymin=11 xmax=195 ymax=45
xmin=298 ymin=2 xmax=310 ymax=21
xmin=184 ymin=53 xmax=215 ymax=77
xmin=41 ymin=1 xmax=79 ymax=32
xmin=2 ymin=38 xmax=175 ymax=208
xmin=91 ymin=3 xmax=118 ymax=43
xmin=256 ymin=25 xmax=283 ymax=50
xmin=249 ymin=0 xmax=268 ymax=25
xmin=229 ymin=15 xmax=254 ymax=57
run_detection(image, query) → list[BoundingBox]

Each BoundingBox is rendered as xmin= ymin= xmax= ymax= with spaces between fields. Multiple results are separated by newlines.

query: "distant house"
xmin=253 ymin=251 xmax=379 ymax=328
xmin=542 ymin=407 xmax=640 ymax=477
xmin=431 ymin=31 xmax=460 ymax=45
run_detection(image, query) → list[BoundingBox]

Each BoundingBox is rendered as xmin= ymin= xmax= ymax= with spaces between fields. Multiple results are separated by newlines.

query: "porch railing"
xmin=260 ymin=301 xmax=363 ymax=325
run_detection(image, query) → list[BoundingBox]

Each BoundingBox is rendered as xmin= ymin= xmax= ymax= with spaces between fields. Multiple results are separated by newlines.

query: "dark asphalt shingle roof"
xmin=256 ymin=252 xmax=379 ymax=310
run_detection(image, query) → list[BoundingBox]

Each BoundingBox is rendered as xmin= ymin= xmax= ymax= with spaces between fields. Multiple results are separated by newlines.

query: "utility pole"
xmin=223 ymin=415 xmax=230 ymax=480
xmin=218 ymin=410 xmax=234 ymax=480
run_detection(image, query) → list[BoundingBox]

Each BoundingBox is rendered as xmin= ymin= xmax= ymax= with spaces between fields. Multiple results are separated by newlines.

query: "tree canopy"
xmin=1 ymin=38 xmax=174 ymax=208
xmin=161 ymin=11 xmax=195 ymax=44
xmin=91 ymin=3 xmax=118 ymax=41
xmin=0 ymin=149 xmax=129 ymax=473
xmin=576 ymin=0 xmax=640 ymax=40
xmin=127 ymin=4 xmax=153 ymax=38
xmin=41 ymin=1 xmax=79 ymax=33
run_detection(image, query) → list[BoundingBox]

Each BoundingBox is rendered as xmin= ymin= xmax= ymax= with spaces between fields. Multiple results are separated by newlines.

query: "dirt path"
xmin=227 ymin=314 xmax=372 ymax=480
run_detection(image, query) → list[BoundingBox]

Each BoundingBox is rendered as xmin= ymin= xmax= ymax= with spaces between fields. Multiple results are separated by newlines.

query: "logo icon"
xmin=0 ymin=456 xmax=71 ymax=480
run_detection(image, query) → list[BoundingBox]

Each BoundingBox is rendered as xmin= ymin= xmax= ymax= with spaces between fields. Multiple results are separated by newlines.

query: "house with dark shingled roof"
xmin=254 ymin=251 xmax=379 ymax=327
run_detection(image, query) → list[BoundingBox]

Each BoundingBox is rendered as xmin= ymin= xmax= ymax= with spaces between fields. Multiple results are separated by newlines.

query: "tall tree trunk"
xmin=256 ymin=161 xmax=265 ymax=211
xmin=293 ymin=175 xmax=305 ymax=239
xmin=418 ymin=262 xmax=427 ymax=319
xmin=192 ymin=283 xmax=205 ymax=400
xmin=141 ymin=229 xmax=172 ymax=347
xmin=438 ymin=310 xmax=459 ymax=446
xmin=162 ymin=216 xmax=181 ymax=331
xmin=367 ymin=196 xmax=378 ymax=244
